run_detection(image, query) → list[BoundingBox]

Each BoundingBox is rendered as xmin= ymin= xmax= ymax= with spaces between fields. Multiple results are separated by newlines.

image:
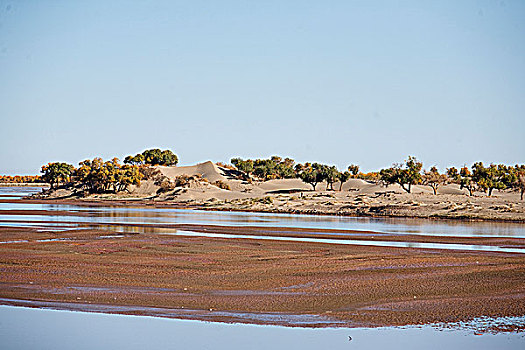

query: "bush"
xmin=256 ymin=196 xmax=273 ymax=204
xmin=216 ymin=162 xmax=236 ymax=170
xmin=139 ymin=166 xmax=162 ymax=181
xmin=157 ymin=179 xmax=175 ymax=193
xmin=213 ymin=180 xmax=231 ymax=190
xmin=174 ymin=175 xmax=191 ymax=187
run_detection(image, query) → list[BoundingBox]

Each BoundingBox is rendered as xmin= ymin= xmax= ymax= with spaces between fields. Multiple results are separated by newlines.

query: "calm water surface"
xmin=0 ymin=187 xmax=524 ymax=238
xmin=0 ymin=306 xmax=523 ymax=350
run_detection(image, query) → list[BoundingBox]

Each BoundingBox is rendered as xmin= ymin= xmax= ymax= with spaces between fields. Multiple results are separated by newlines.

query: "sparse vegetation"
xmin=422 ymin=166 xmax=447 ymax=195
xmin=214 ymin=180 xmax=231 ymax=190
xmin=379 ymin=156 xmax=423 ymax=193
xmin=297 ymin=163 xmax=330 ymax=190
xmin=337 ymin=171 xmax=351 ymax=191
xmin=29 ymin=151 xmax=524 ymax=201
xmin=216 ymin=162 xmax=236 ymax=170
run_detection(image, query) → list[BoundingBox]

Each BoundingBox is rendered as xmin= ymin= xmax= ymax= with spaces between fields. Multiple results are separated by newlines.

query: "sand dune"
xmin=158 ymin=161 xmax=227 ymax=183
xmin=257 ymin=179 xmax=311 ymax=192
xmin=37 ymin=161 xmax=524 ymax=221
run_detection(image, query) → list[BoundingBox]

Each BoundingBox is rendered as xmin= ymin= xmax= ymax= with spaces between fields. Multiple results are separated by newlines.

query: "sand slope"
xmin=158 ymin=161 xmax=227 ymax=183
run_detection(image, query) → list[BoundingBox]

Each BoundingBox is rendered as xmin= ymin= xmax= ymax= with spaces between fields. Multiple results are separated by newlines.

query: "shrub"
xmin=213 ymin=180 xmax=231 ymax=190
xmin=216 ymin=162 xmax=236 ymax=170
xmin=256 ymin=196 xmax=273 ymax=204
xmin=139 ymin=166 xmax=162 ymax=181
xmin=158 ymin=179 xmax=175 ymax=193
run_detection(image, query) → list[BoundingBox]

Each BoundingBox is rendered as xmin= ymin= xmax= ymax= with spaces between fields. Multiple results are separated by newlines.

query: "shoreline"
xmin=2 ymin=297 xmax=523 ymax=334
xmin=0 ymin=183 xmax=48 ymax=187
xmin=4 ymin=182 xmax=525 ymax=223
xmin=8 ymin=196 xmax=525 ymax=223
xmin=2 ymin=216 xmax=525 ymax=248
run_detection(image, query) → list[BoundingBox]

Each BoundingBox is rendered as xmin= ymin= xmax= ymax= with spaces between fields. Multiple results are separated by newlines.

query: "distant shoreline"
xmin=4 ymin=166 xmax=525 ymax=223
xmin=0 ymin=183 xmax=48 ymax=187
xmin=11 ymin=195 xmax=525 ymax=223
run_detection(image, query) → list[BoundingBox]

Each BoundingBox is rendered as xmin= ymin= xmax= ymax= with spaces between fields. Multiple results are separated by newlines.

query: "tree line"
xmin=35 ymin=151 xmax=525 ymax=199
xmin=0 ymin=175 xmax=43 ymax=184
xmin=230 ymin=156 xmax=525 ymax=199
xmin=39 ymin=149 xmax=178 ymax=193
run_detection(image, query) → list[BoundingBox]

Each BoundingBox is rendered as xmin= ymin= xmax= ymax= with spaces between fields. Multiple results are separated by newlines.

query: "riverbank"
xmin=26 ymin=161 xmax=525 ymax=222
xmin=21 ymin=190 xmax=525 ymax=223
xmin=1 ymin=225 xmax=524 ymax=332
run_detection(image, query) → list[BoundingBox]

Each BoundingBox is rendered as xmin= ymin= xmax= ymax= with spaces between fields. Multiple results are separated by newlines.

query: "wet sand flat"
xmin=1 ymin=226 xmax=524 ymax=330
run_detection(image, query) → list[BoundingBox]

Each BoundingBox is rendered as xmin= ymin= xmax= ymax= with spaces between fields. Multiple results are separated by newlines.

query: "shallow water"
xmin=1 ymin=226 xmax=524 ymax=253
xmin=0 ymin=186 xmax=44 ymax=198
xmin=0 ymin=305 xmax=523 ymax=350
xmin=157 ymin=229 xmax=525 ymax=254
xmin=1 ymin=187 xmax=525 ymax=253
xmin=0 ymin=187 xmax=524 ymax=238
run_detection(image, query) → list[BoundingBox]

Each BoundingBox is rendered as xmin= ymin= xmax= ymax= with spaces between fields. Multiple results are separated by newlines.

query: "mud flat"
xmin=1 ymin=225 xmax=524 ymax=332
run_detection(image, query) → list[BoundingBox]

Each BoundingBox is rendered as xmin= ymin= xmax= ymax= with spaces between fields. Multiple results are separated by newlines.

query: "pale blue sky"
xmin=1 ymin=1 xmax=524 ymax=175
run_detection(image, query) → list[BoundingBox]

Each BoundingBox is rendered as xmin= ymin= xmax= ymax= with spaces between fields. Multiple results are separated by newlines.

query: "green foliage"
xmin=422 ymin=166 xmax=447 ymax=195
xmin=298 ymin=163 xmax=328 ymax=190
xmin=472 ymin=162 xmax=511 ymax=197
xmin=231 ymin=156 xmax=296 ymax=181
xmin=40 ymin=162 xmax=74 ymax=189
xmin=323 ymin=165 xmax=339 ymax=191
xmin=124 ymin=149 xmax=178 ymax=166
xmin=380 ymin=156 xmax=422 ymax=193
xmin=231 ymin=158 xmax=254 ymax=176
xmin=253 ymin=159 xmax=277 ymax=179
xmin=124 ymin=154 xmax=144 ymax=165
xmin=446 ymin=167 xmax=459 ymax=180
xmin=75 ymin=157 xmax=142 ymax=193
xmin=510 ymin=165 xmax=525 ymax=200
xmin=347 ymin=164 xmax=360 ymax=176
xmin=458 ymin=166 xmax=477 ymax=196
xmin=39 ymin=150 xmax=524 ymax=201
xmin=338 ymin=171 xmax=351 ymax=191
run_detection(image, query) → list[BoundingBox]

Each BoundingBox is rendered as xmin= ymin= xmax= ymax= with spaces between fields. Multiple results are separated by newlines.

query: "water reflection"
xmin=0 ymin=187 xmax=524 ymax=238
xmin=0 ymin=305 xmax=523 ymax=350
xmin=155 ymin=230 xmax=525 ymax=254
xmin=0 ymin=186 xmax=44 ymax=198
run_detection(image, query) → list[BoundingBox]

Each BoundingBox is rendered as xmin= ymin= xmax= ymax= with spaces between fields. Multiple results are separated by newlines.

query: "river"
xmin=0 ymin=187 xmax=524 ymax=349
